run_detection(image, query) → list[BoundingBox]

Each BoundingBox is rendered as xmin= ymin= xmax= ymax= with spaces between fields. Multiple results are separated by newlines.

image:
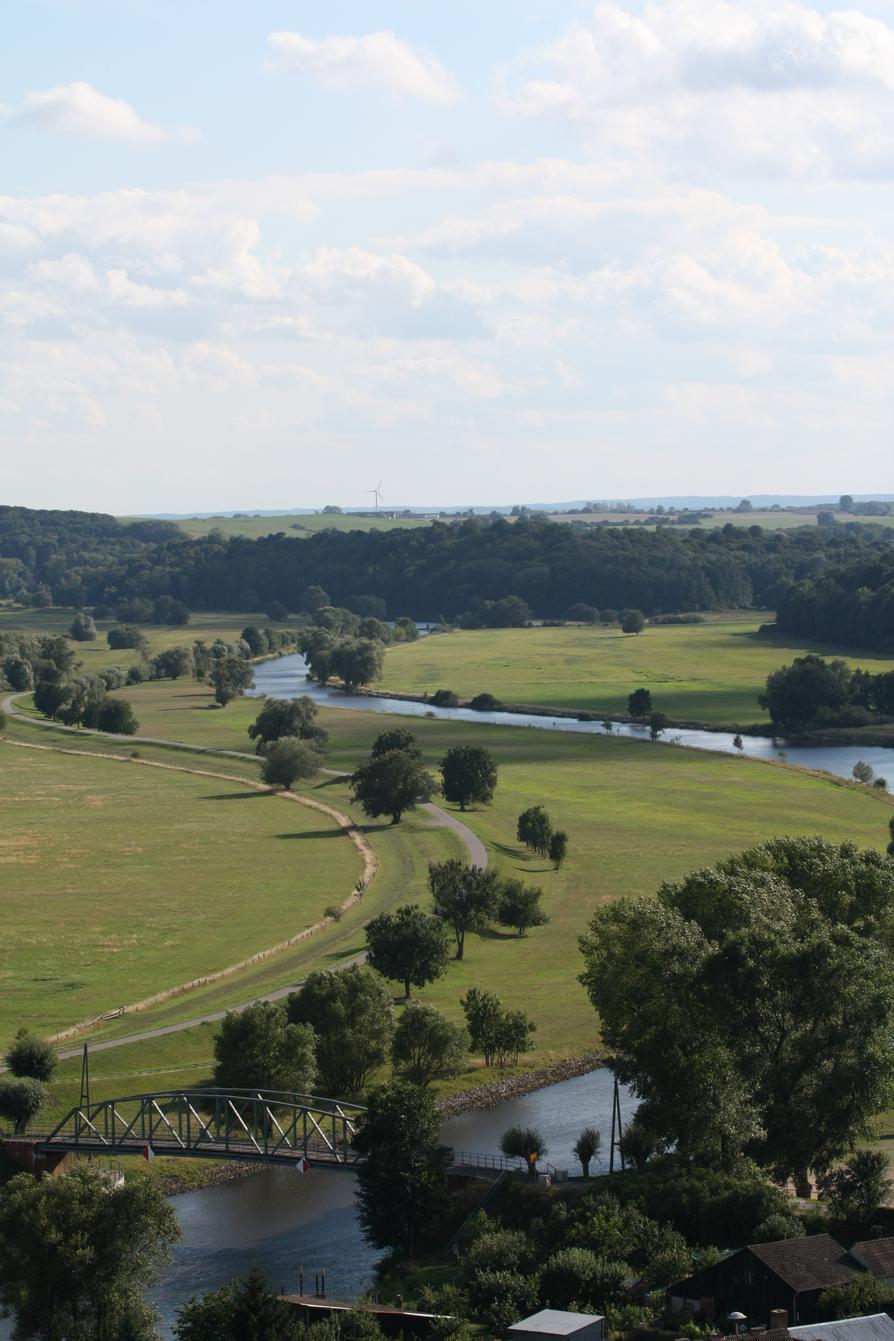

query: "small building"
xmin=849 ymin=1239 xmax=894 ymax=1289
xmin=509 ymin=1309 xmax=605 ymax=1341
xmin=668 ymin=1235 xmax=860 ymax=1327
xmin=790 ymin=1314 xmax=894 ymax=1341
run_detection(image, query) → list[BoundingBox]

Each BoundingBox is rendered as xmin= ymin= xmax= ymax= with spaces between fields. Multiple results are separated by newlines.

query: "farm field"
xmin=9 ymin=677 xmax=891 ymax=1070
xmin=130 ymin=512 xmax=435 ymax=540
xmin=0 ymin=742 xmax=365 ymax=1038
xmin=379 ymin=617 xmax=894 ymax=727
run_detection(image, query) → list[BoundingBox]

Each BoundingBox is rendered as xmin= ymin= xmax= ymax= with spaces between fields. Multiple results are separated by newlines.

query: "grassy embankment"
xmin=378 ymin=615 xmax=894 ymax=731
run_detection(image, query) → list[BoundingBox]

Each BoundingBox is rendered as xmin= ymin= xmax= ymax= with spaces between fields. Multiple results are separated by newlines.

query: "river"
xmin=147 ymin=1069 xmax=629 ymax=1336
xmin=249 ymin=652 xmax=894 ymax=786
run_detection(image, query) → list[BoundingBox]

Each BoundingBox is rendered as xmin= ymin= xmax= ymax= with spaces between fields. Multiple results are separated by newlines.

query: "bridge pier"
xmin=2 ymin=1138 xmax=76 ymax=1178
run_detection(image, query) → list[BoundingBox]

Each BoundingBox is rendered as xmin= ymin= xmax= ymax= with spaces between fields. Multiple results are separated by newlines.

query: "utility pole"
xmin=608 ymin=1074 xmax=626 ymax=1174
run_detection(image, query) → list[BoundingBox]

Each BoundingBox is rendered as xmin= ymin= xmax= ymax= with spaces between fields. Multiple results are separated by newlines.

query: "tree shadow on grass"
xmin=201 ymin=791 xmax=271 ymax=801
xmin=492 ymin=841 xmax=530 ymax=859
xmin=274 ymin=830 xmax=349 ymax=841
xmin=478 ymin=927 xmax=522 ymax=941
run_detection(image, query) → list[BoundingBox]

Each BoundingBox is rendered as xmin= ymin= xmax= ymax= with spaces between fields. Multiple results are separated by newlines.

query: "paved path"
xmin=2 ymin=691 xmax=487 ymax=1060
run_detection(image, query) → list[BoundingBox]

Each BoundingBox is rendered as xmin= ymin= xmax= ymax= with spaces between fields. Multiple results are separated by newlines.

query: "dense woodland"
xmin=1 ymin=505 xmax=892 ymax=646
xmin=776 ymin=547 xmax=894 ymax=651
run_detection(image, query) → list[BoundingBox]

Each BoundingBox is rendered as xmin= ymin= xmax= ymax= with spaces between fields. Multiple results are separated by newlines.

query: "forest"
xmin=1 ymin=505 xmax=892 ymax=641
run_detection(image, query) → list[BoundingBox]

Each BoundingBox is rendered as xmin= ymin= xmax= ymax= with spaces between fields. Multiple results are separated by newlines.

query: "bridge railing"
xmin=39 ymin=1089 xmax=367 ymax=1167
xmin=451 ymin=1150 xmax=558 ymax=1177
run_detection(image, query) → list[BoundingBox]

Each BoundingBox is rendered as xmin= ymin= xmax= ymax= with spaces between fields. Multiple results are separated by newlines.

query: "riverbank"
xmin=436 ymin=1053 xmax=607 ymax=1118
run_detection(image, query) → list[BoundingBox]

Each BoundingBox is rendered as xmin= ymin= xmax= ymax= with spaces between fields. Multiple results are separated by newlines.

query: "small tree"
xmin=439 ymin=745 xmax=498 ymax=812
xmin=5 ymin=1029 xmax=57 ymax=1082
xmin=211 ymin=656 xmax=254 ymax=707
xmin=0 ymin=1077 xmax=46 ymax=1134
xmin=497 ymin=879 xmax=548 ymax=936
xmin=516 ymin=806 xmax=552 ymax=856
xmin=175 ymin=1263 xmax=301 ymax=1341
xmin=96 ymin=699 xmax=139 ymax=735
xmin=649 ymin=711 xmax=669 ymax=741
xmin=213 ymin=1002 xmax=315 ymax=1093
xmin=573 ymin=1127 xmax=601 ymax=1177
xmin=428 ymin=859 xmax=499 ymax=959
xmin=461 ymin=989 xmax=535 ymax=1066
xmin=820 ymin=1150 xmax=892 ymax=1223
xmin=853 ymin=760 xmax=875 ymax=785
xmin=353 ymin=1081 xmax=451 ymax=1257
xmin=621 ymin=609 xmax=645 ymax=635
xmin=627 ymin=687 xmax=652 ymax=717
xmin=287 ymin=967 xmax=394 ymax=1096
xmin=351 ymin=749 xmax=436 ymax=824
xmin=548 ymin=831 xmax=568 ymax=870
xmin=261 ymin=738 xmax=321 ymax=790
xmin=391 ymin=1003 xmax=468 ymax=1085
xmin=500 ymin=1125 xmax=546 ymax=1177
xmin=69 ymin=612 xmax=97 ymax=641
xmin=888 ymin=816 xmax=894 ymax=856
xmin=365 ymin=905 xmax=450 ymax=998
xmin=820 ymin=1274 xmax=892 ymax=1321
xmin=733 ymin=733 xmax=744 ymax=751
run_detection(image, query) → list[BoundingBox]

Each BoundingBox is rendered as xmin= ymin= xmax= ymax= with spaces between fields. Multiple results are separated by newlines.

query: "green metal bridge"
xmin=34 ymin=1089 xmax=366 ymax=1169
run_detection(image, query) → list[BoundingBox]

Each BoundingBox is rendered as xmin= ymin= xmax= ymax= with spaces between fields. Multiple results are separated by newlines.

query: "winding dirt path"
xmin=1 ymin=693 xmax=488 ymax=1060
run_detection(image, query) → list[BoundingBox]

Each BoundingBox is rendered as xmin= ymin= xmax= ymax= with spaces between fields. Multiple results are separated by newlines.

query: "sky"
xmin=3 ymin=0 xmax=894 ymax=513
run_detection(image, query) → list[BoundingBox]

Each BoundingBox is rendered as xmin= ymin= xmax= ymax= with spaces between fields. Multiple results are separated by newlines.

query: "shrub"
xmin=469 ymin=693 xmax=502 ymax=712
xmin=431 ymin=689 xmax=459 ymax=707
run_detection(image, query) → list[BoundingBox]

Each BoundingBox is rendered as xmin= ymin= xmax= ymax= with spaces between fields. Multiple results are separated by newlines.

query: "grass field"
xmin=130 ymin=513 xmax=435 ymax=540
xmin=379 ymin=616 xmax=894 ymax=727
xmin=0 ymin=742 xmax=366 ymax=1038
xmin=13 ymin=676 xmax=889 ymax=1064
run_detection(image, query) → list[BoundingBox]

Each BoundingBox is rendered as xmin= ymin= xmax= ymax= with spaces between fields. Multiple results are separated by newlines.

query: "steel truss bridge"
xmin=37 ymin=1089 xmax=366 ymax=1168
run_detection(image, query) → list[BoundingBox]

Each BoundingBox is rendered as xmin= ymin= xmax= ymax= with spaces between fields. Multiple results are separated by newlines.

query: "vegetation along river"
xmin=250 ymin=653 xmax=894 ymax=785
xmin=147 ymin=1069 xmax=631 ymax=1337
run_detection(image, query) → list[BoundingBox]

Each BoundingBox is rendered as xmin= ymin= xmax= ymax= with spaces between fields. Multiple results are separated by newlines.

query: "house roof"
xmin=850 ymin=1239 xmax=894 ymax=1278
xmin=509 ymin=1310 xmax=605 ymax=1335
xmin=790 ymin=1315 xmax=894 ymax=1341
xmin=747 ymin=1236 xmax=856 ymax=1292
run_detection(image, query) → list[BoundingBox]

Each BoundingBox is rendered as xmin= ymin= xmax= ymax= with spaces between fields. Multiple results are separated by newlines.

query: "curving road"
xmin=2 ymin=691 xmax=488 ymax=1061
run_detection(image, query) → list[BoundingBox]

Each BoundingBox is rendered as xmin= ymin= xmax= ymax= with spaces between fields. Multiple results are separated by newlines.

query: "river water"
xmin=250 ymin=653 xmax=894 ymax=785
xmin=148 ymin=1069 xmax=628 ymax=1336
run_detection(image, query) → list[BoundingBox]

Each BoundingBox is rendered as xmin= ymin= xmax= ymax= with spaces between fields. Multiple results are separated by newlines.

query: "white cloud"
xmin=11 ymin=82 xmax=198 ymax=143
xmin=504 ymin=1 xmax=894 ymax=179
xmin=267 ymin=30 xmax=459 ymax=103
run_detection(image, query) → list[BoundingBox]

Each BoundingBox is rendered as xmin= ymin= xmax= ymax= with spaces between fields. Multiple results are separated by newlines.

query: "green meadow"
xmin=10 ymin=676 xmax=891 ymax=1068
xmin=0 ymin=743 xmax=367 ymax=1038
xmin=379 ymin=617 xmax=894 ymax=727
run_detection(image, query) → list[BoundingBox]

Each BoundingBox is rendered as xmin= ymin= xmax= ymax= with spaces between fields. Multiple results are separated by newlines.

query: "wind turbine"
xmin=368 ymin=482 xmax=384 ymax=513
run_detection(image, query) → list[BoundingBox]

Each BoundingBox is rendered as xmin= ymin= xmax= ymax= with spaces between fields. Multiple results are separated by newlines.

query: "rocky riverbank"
xmin=436 ymin=1052 xmax=607 ymax=1119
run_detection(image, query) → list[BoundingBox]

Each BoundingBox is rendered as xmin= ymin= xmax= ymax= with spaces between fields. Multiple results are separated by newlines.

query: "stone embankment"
xmin=437 ymin=1052 xmax=606 ymax=1119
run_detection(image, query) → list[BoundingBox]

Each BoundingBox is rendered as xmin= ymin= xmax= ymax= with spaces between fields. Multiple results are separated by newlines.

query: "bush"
xmin=565 ymin=603 xmax=599 ymax=622
xmin=96 ymin=699 xmax=139 ymax=735
xmin=5 ymin=1029 xmax=57 ymax=1082
xmin=469 ymin=693 xmax=502 ymax=712
xmin=431 ymin=689 xmax=459 ymax=707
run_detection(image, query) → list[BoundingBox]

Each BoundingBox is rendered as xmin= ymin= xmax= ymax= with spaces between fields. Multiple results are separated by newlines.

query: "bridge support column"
xmin=2 ymin=1139 xmax=76 ymax=1178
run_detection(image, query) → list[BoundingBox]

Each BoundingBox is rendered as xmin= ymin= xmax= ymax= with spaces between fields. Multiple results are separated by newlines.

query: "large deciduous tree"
xmin=428 ymin=859 xmax=499 ymax=960
xmin=287 ymin=967 xmax=393 ymax=1096
xmin=213 ymin=1002 xmax=316 ymax=1093
xmin=352 ymin=1081 xmax=452 ymax=1257
xmin=351 ymin=748 xmax=435 ymax=825
xmin=516 ymin=806 xmax=553 ymax=856
xmin=439 ymin=745 xmax=498 ymax=812
xmin=0 ymin=1077 xmax=46 ymax=1134
xmin=0 ymin=1164 xmax=179 ymax=1341
xmin=261 ymin=738 xmax=322 ymax=790
xmin=497 ymin=880 xmax=548 ymax=936
xmin=210 ymin=656 xmax=254 ymax=707
xmin=579 ymin=837 xmax=894 ymax=1180
xmin=248 ymin=696 xmax=327 ymax=751
xmin=365 ymin=904 xmax=450 ymax=998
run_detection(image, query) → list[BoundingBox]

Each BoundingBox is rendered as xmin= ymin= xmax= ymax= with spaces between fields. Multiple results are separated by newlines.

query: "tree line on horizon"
xmin=1 ymin=504 xmax=893 ymax=648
